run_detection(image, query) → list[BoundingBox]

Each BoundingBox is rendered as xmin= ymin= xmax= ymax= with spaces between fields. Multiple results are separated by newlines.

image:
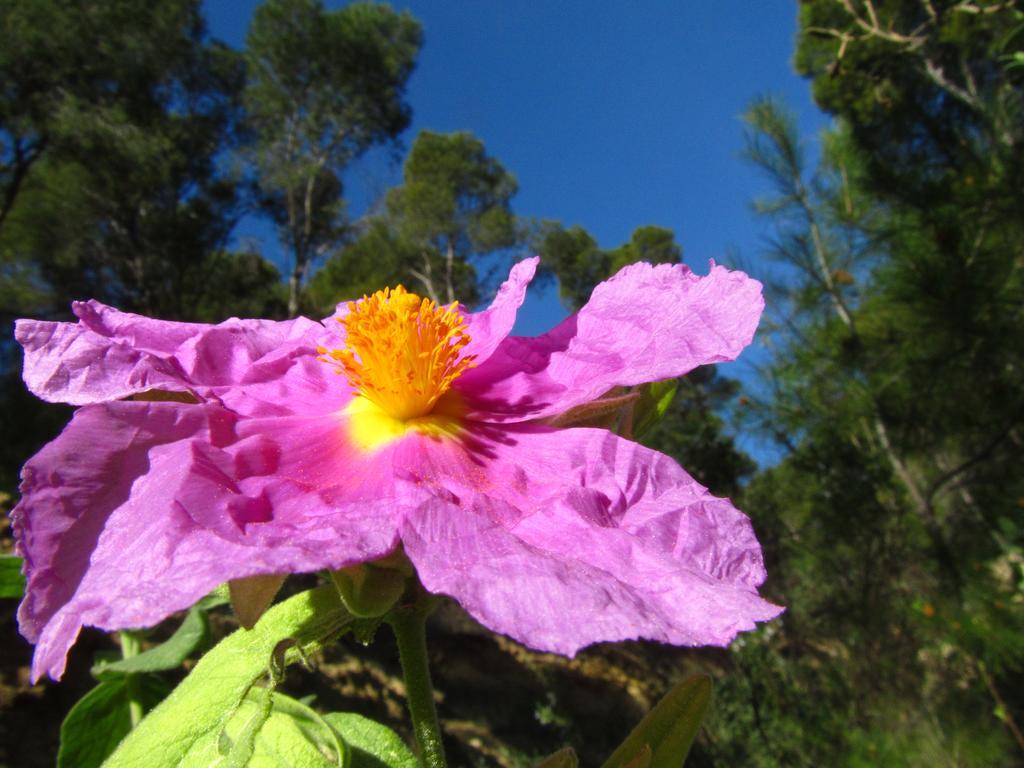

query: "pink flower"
xmin=13 ymin=258 xmax=782 ymax=681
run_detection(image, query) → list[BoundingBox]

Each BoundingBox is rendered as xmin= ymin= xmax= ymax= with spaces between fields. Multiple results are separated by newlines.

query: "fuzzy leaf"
xmin=212 ymin=689 xmax=346 ymax=768
xmin=103 ymin=586 xmax=353 ymax=767
xmin=93 ymin=607 xmax=209 ymax=679
xmin=324 ymin=713 xmax=417 ymax=768
xmin=600 ymin=674 xmax=711 ymax=768
xmin=58 ymin=676 xmax=170 ymax=768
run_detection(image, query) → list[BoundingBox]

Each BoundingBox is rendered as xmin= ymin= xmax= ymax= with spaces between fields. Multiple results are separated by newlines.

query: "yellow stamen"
xmin=319 ymin=286 xmax=476 ymax=421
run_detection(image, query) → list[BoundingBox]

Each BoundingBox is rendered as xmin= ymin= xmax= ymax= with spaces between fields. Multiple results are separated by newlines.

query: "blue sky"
xmin=203 ymin=1 xmax=829 ymax=462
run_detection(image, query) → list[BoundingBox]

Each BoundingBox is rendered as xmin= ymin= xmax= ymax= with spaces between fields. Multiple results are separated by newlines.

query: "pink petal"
xmin=14 ymin=400 xmax=404 ymax=681
xmin=462 ymin=257 xmax=538 ymax=365
xmin=457 ymin=261 xmax=763 ymax=420
xmin=398 ymin=423 xmax=781 ymax=655
xmin=15 ymin=300 xmax=322 ymax=405
xmin=209 ymin=350 xmax=353 ymax=419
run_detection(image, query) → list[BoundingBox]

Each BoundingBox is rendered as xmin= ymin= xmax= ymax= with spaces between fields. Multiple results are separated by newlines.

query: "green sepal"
xmin=93 ymin=606 xmax=209 ymax=679
xmin=0 ymin=554 xmax=26 ymax=599
xmin=330 ymin=563 xmax=407 ymax=618
xmin=103 ymin=585 xmax=353 ymax=767
xmin=600 ymin=674 xmax=711 ymax=768
xmin=215 ymin=689 xmax=347 ymax=768
xmin=57 ymin=675 xmax=171 ymax=768
xmin=324 ymin=712 xmax=418 ymax=768
xmin=632 ymin=379 xmax=678 ymax=441
xmin=229 ymin=573 xmax=287 ymax=629
xmin=535 ymin=746 xmax=579 ymax=767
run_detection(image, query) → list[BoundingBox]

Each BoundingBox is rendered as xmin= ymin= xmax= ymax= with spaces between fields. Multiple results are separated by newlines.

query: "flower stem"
xmin=387 ymin=592 xmax=446 ymax=768
xmin=119 ymin=630 xmax=144 ymax=727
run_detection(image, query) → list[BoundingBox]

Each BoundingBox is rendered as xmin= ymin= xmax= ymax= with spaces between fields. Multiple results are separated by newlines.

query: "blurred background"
xmin=1 ymin=1 xmax=1022 ymax=766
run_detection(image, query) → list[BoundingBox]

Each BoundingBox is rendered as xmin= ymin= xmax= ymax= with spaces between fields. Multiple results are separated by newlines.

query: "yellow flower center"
xmin=320 ymin=286 xmax=476 ymax=421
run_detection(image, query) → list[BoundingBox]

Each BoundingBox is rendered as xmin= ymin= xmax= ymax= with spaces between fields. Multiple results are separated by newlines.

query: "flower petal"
xmin=399 ymin=423 xmax=781 ymax=655
xmin=14 ymin=400 xmax=404 ymax=681
xmin=15 ymin=300 xmax=322 ymax=406
xmin=210 ymin=350 xmax=352 ymax=419
xmin=462 ymin=257 xmax=538 ymax=365
xmin=457 ymin=261 xmax=763 ymax=421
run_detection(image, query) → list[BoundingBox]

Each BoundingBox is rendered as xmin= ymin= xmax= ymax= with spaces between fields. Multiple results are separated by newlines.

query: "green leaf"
xmin=632 ymin=379 xmax=679 ymax=441
xmin=600 ymin=674 xmax=712 ymax=768
xmin=58 ymin=676 xmax=170 ymax=768
xmin=535 ymin=746 xmax=579 ymax=768
xmin=0 ymin=555 xmax=26 ymax=599
xmin=622 ymin=746 xmax=652 ymax=768
xmin=324 ymin=713 xmax=417 ymax=768
xmin=213 ymin=689 xmax=346 ymax=768
xmin=93 ymin=607 xmax=209 ymax=679
xmin=104 ymin=585 xmax=353 ymax=767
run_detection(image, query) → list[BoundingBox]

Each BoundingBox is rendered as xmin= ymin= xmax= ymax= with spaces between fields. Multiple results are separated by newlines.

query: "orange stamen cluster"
xmin=319 ymin=286 xmax=475 ymax=420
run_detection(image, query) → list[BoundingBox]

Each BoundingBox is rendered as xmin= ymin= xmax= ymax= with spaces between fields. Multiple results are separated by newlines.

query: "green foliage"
xmin=324 ymin=713 xmax=418 ymax=768
xmin=57 ymin=675 xmax=171 ymax=768
xmin=216 ymin=690 xmax=346 ymax=767
xmin=731 ymin=8 xmax=1024 ymax=758
xmin=795 ymin=0 xmax=1023 ymax=213
xmin=180 ymin=251 xmax=287 ymax=322
xmin=386 ymin=129 xmax=518 ymax=303
xmin=601 ymin=674 xmax=711 ymax=768
xmin=92 ymin=606 xmax=210 ymax=679
xmin=243 ymin=0 xmax=422 ymax=315
xmin=0 ymin=0 xmax=246 ymax=320
xmin=309 ymin=130 xmax=519 ymax=311
xmin=305 ymin=218 xmax=417 ymax=312
xmin=0 ymin=554 xmax=25 ymax=598
xmin=105 ymin=586 xmax=354 ymax=766
xmin=536 ymin=223 xmax=680 ymax=311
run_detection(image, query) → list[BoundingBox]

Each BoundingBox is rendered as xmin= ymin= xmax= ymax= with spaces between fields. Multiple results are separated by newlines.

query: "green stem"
xmin=119 ymin=630 xmax=144 ymax=727
xmin=387 ymin=593 xmax=446 ymax=768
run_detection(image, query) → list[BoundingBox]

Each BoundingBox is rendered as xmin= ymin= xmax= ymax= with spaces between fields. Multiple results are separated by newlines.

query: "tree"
xmin=307 ymin=130 xmax=519 ymax=312
xmin=726 ymin=84 xmax=1024 ymax=764
xmin=305 ymin=217 xmax=416 ymax=312
xmin=243 ymin=0 xmax=422 ymax=316
xmin=535 ymin=222 xmax=681 ymax=310
xmin=0 ymin=0 xmax=246 ymax=321
xmin=0 ymin=0 xmax=277 ymax=514
xmin=796 ymin=0 xmax=1023 ymax=211
xmin=385 ymin=130 xmax=518 ymax=304
xmin=788 ymin=7 xmax=1024 ymax=755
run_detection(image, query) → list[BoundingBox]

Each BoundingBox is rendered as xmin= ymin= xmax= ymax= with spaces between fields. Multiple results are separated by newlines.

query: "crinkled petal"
xmin=457 ymin=261 xmax=763 ymax=421
xmin=398 ymin=423 xmax=781 ymax=655
xmin=15 ymin=300 xmax=322 ymax=406
xmin=209 ymin=351 xmax=353 ymax=419
xmin=462 ymin=257 xmax=538 ymax=365
xmin=14 ymin=400 xmax=405 ymax=681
